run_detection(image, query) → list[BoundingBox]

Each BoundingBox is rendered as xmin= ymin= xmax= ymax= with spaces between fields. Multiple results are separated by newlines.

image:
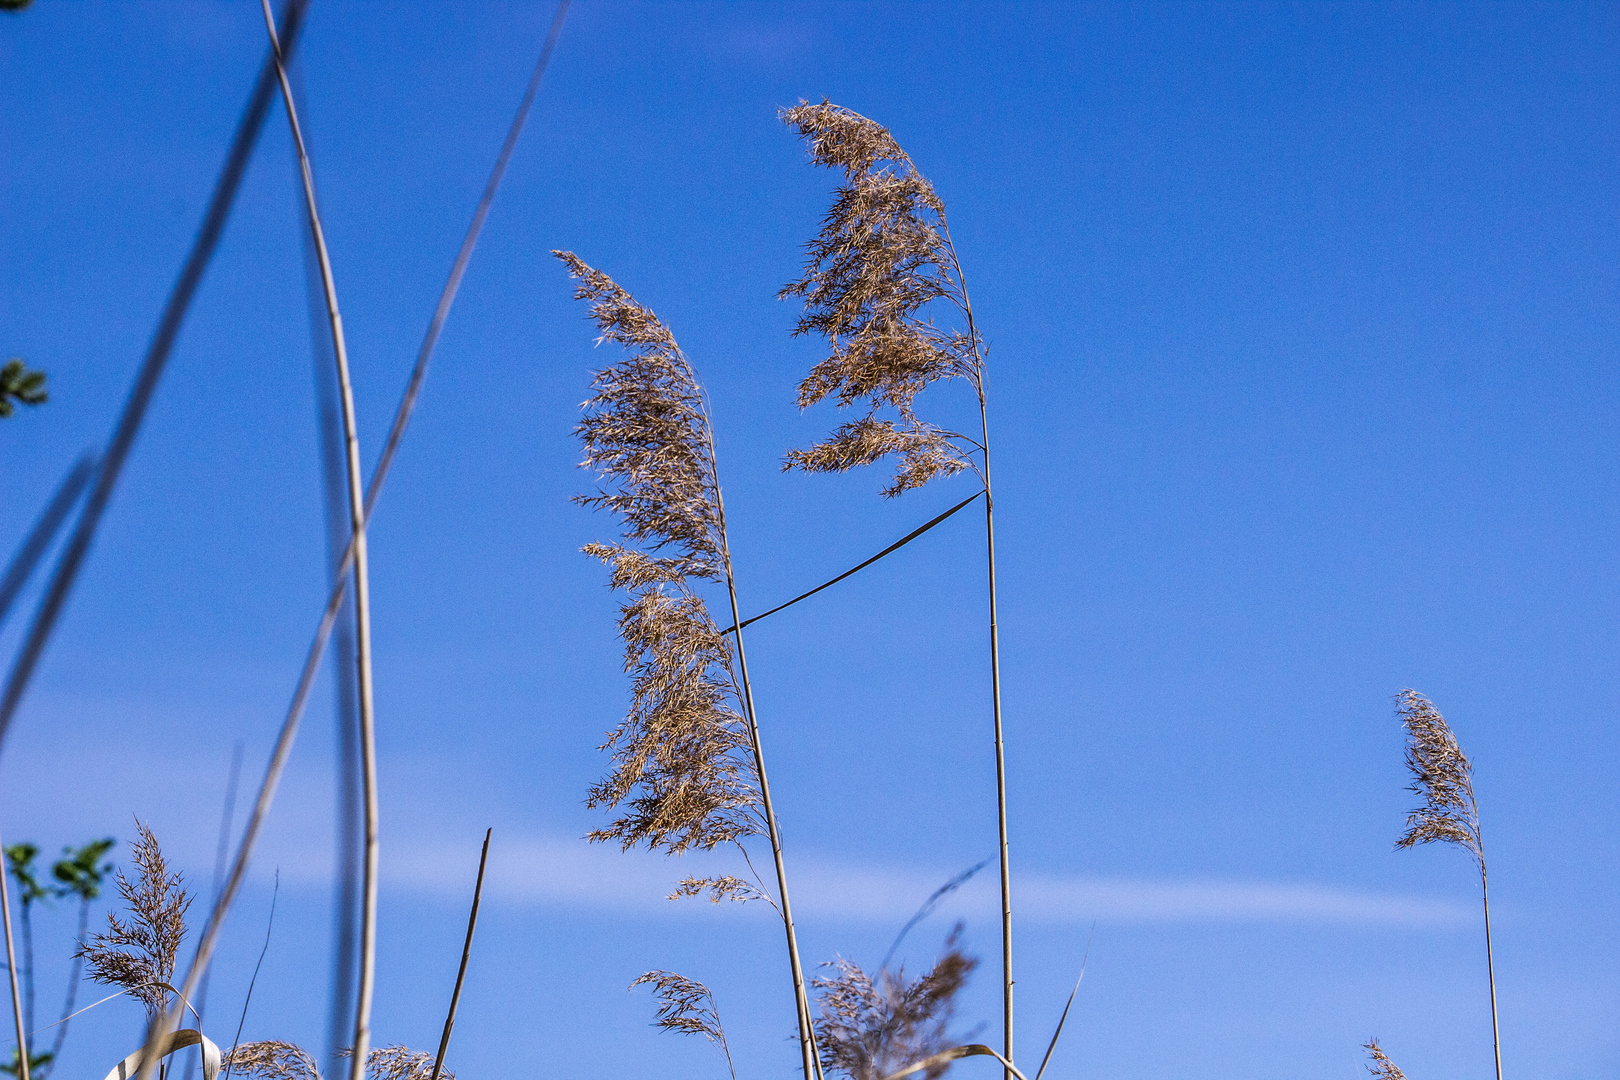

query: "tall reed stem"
xmin=256 ymin=6 xmax=380 ymax=1080
xmin=710 ymin=472 xmax=817 ymax=1080
xmin=1483 ymin=869 xmax=1502 ymax=1080
xmin=945 ymin=232 xmax=1013 ymax=1079
xmin=0 ymin=829 xmax=29 ymax=1080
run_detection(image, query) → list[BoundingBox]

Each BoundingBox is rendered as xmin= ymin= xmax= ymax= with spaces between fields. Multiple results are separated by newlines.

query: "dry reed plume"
xmin=781 ymin=100 xmax=1014 ymax=1077
xmin=224 ymin=1042 xmax=322 ymax=1080
xmin=556 ymin=251 xmax=761 ymax=856
xmin=778 ymin=102 xmax=982 ymax=499
xmin=77 ymin=820 xmax=191 ymax=1017
xmin=1392 ymin=689 xmax=1500 ymax=1080
xmin=556 ymin=252 xmax=819 ymax=1080
xmin=631 ymin=971 xmax=737 ymax=1080
xmin=812 ymin=927 xmax=977 ymax=1080
xmin=223 ymin=1042 xmax=451 ymax=1080
xmin=1363 ymin=1039 xmax=1408 ymax=1080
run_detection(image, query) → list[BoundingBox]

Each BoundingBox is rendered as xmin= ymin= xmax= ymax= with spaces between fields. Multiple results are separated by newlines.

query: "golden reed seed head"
xmin=1393 ymin=689 xmax=1484 ymax=871
xmin=77 ymin=819 xmax=192 ymax=1017
xmin=557 ymin=253 xmax=762 ymax=856
xmin=812 ymin=926 xmax=977 ymax=1080
xmin=778 ymin=101 xmax=982 ymax=499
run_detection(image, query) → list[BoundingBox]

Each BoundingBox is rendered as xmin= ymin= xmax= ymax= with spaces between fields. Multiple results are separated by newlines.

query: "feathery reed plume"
xmin=338 ymin=1047 xmax=450 ymax=1080
xmin=1363 ymin=1039 xmax=1408 ymax=1080
xmin=630 ymin=971 xmax=737 ymax=1080
xmin=781 ymin=100 xmax=1014 ymax=1077
xmin=556 ymin=252 xmax=819 ymax=1080
xmin=813 ymin=926 xmax=977 ymax=1080
xmin=78 ymin=821 xmax=191 ymax=1018
xmin=1392 ymin=689 xmax=1500 ymax=1080
xmin=222 ymin=1043 xmax=320 ymax=1080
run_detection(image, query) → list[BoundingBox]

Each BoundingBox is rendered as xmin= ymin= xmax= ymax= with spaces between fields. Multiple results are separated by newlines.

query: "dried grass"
xmin=1393 ymin=689 xmax=1481 ymax=869
xmin=556 ymin=252 xmax=763 ymax=856
xmin=223 ymin=1042 xmax=321 ymax=1080
xmin=813 ymin=927 xmax=978 ymax=1080
xmin=778 ymin=101 xmax=982 ymax=499
xmin=1363 ymin=1039 xmax=1407 ymax=1080
xmin=630 ymin=971 xmax=736 ymax=1080
xmin=77 ymin=821 xmax=191 ymax=1017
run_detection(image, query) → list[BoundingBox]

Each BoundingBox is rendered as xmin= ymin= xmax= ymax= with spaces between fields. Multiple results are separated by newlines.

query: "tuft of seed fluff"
xmin=1362 ymin=1039 xmax=1408 ymax=1080
xmin=1393 ymin=688 xmax=1482 ymax=869
xmin=76 ymin=819 xmax=192 ymax=1017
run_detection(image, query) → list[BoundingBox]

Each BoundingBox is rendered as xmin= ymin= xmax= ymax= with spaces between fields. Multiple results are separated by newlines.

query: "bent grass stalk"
xmin=778 ymin=100 xmax=1013 ymax=1076
xmin=149 ymin=15 xmax=566 ymax=1075
xmin=253 ymin=7 xmax=380 ymax=1080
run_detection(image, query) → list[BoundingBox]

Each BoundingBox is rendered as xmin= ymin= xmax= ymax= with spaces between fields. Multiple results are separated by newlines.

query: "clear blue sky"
xmin=2 ymin=3 xmax=1616 ymax=1078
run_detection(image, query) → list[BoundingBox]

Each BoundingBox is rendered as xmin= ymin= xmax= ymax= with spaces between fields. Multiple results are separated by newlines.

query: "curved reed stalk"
xmin=252 ymin=7 xmax=380 ymax=1079
xmin=779 ymin=100 xmax=1013 ymax=1077
xmin=145 ymin=16 xmax=570 ymax=1079
xmin=555 ymin=253 xmax=818 ymax=1080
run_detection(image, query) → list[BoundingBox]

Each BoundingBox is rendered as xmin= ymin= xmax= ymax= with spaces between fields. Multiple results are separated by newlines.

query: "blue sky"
xmin=2 ymin=2 xmax=1617 ymax=1078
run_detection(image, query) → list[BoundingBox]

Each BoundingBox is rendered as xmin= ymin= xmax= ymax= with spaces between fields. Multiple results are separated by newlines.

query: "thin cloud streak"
xmin=375 ymin=834 xmax=1471 ymax=928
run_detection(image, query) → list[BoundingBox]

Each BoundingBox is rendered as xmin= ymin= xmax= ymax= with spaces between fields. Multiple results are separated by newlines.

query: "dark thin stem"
xmin=0 ymin=454 xmax=95 ymax=632
xmin=46 ymin=901 xmax=90 ymax=1066
xmin=223 ymin=876 xmax=279 ymax=1080
xmin=0 ymin=0 xmax=310 ymax=761
xmin=943 ymin=225 xmax=1013 ymax=1080
xmin=0 ymin=829 xmax=29 ymax=1080
xmin=430 ymin=830 xmax=491 ymax=1080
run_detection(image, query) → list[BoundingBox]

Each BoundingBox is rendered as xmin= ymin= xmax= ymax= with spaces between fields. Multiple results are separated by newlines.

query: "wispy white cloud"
xmin=375 ymin=833 xmax=1471 ymax=928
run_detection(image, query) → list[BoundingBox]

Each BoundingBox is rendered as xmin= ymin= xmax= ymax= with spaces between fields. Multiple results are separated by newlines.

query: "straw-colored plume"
xmin=813 ymin=926 xmax=978 ymax=1080
xmin=668 ymin=875 xmax=765 ymax=905
xmin=76 ymin=820 xmax=191 ymax=1016
xmin=556 ymin=252 xmax=761 ymax=855
xmin=223 ymin=1041 xmax=322 ymax=1080
xmin=630 ymin=970 xmax=737 ymax=1080
xmin=1363 ymin=1039 xmax=1408 ymax=1080
xmin=1393 ymin=689 xmax=1482 ymax=869
xmin=337 ymin=1046 xmax=451 ymax=1080
xmin=778 ymin=101 xmax=983 ymax=498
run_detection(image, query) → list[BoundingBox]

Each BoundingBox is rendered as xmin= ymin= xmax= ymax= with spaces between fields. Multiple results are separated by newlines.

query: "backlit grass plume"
xmin=1363 ymin=1039 xmax=1408 ymax=1080
xmin=781 ymin=101 xmax=1015 ymax=1077
xmin=777 ymin=102 xmax=980 ymax=499
xmin=556 ymin=250 xmax=759 ymax=855
xmin=813 ymin=927 xmax=978 ymax=1080
xmin=630 ymin=970 xmax=736 ymax=1080
xmin=224 ymin=1042 xmax=322 ymax=1080
xmin=225 ymin=1042 xmax=452 ymax=1080
xmin=1392 ymin=689 xmax=1500 ymax=1080
xmin=557 ymin=252 xmax=820 ymax=1080
xmin=77 ymin=821 xmax=191 ymax=1018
